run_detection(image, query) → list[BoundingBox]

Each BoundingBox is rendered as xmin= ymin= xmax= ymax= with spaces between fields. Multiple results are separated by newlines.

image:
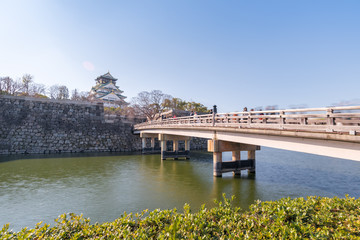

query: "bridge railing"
xmin=135 ymin=106 xmax=360 ymax=134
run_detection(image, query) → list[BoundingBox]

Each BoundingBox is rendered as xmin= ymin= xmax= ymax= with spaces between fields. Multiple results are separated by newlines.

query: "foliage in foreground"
xmin=1 ymin=195 xmax=360 ymax=239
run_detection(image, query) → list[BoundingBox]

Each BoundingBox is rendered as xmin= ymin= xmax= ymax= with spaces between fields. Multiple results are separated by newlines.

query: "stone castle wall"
xmin=0 ymin=95 xmax=142 ymax=154
xmin=0 ymin=95 xmax=207 ymax=155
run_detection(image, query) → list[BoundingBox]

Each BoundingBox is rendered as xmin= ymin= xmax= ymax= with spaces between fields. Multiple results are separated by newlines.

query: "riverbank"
xmin=2 ymin=195 xmax=359 ymax=239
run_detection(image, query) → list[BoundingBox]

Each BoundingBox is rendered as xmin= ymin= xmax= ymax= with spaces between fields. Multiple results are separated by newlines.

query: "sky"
xmin=1 ymin=0 xmax=360 ymax=113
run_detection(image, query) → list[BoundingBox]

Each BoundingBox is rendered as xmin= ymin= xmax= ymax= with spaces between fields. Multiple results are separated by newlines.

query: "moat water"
xmin=1 ymin=148 xmax=360 ymax=231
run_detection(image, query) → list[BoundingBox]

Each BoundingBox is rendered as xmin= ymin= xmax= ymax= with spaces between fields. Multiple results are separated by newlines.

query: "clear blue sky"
xmin=1 ymin=0 xmax=359 ymax=112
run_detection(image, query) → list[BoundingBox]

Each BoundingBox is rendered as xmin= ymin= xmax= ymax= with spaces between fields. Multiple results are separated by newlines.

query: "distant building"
xmin=91 ymin=72 xmax=127 ymax=107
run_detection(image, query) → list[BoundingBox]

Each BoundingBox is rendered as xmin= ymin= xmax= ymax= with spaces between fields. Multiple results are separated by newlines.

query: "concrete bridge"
xmin=134 ymin=106 xmax=360 ymax=177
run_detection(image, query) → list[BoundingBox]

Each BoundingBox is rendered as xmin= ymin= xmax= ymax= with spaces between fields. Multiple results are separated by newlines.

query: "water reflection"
xmin=211 ymin=174 xmax=257 ymax=210
xmin=0 ymin=148 xmax=360 ymax=231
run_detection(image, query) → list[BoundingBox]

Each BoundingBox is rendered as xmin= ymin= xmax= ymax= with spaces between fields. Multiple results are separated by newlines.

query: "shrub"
xmin=1 ymin=195 xmax=360 ymax=239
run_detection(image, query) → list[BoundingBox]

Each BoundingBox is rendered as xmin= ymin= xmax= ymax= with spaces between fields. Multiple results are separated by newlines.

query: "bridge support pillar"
xmin=151 ymin=138 xmax=155 ymax=150
xmin=160 ymin=140 xmax=166 ymax=160
xmin=248 ymin=150 xmax=256 ymax=174
xmin=140 ymin=133 xmax=160 ymax=154
xmin=185 ymin=140 xmax=190 ymax=151
xmin=141 ymin=138 xmax=146 ymax=151
xmin=208 ymin=140 xmax=260 ymax=177
xmin=173 ymin=140 xmax=179 ymax=160
xmin=232 ymin=151 xmax=241 ymax=177
xmin=213 ymin=152 xmax=222 ymax=177
xmin=159 ymin=134 xmax=191 ymax=160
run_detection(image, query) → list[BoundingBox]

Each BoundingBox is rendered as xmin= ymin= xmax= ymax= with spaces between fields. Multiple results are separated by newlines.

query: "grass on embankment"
xmin=1 ymin=195 xmax=360 ymax=239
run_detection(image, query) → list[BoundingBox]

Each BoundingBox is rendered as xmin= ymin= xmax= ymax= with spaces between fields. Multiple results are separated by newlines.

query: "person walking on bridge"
xmin=194 ymin=112 xmax=199 ymax=123
xmin=242 ymin=107 xmax=248 ymax=122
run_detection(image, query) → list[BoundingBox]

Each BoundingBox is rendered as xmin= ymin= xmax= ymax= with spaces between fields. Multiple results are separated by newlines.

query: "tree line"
xmin=0 ymin=74 xmax=90 ymax=101
xmin=0 ymin=74 xmax=209 ymax=120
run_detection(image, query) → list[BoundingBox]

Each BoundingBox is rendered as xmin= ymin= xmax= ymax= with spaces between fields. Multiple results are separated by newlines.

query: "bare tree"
xmin=71 ymin=88 xmax=81 ymax=101
xmin=58 ymin=85 xmax=69 ymax=100
xmin=49 ymin=85 xmax=59 ymax=99
xmin=29 ymin=83 xmax=46 ymax=97
xmin=0 ymin=77 xmax=6 ymax=93
xmin=79 ymin=91 xmax=92 ymax=101
xmin=71 ymin=89 xmax=92 ymax=101
xmin=10 ymin=80 xmax=22 ymax=95
xmin=0 ymin=76 xmax=22 ymax=95
xmin=49 ymin=85 xmax=69 ymax=100
xmin=131 ymin=90 xmax=172 ymax=120
xmin=21 ymin=74 xmax=33 ymax=95
xmin=0 ymin=77 xmax=10 ymax=94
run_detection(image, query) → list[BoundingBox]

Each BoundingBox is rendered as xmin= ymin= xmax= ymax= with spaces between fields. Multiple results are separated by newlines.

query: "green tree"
xmin=186 ymin=101 xmax=208 ymax=113
xmin=163 ymin=97 xmax=209 ymax=113
xmin=163 ymin=97 xmax=188 ymax=111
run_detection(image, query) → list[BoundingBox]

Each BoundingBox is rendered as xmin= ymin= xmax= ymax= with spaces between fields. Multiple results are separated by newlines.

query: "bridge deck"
xmin=134 ymin=106 xmax=360 ymax=161
xmin=136 ymin=106 xmax=360 ymax=135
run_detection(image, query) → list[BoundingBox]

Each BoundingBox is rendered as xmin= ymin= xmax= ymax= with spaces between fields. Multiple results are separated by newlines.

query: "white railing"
xmin=135 ymin=106 xmax=360 ymax=134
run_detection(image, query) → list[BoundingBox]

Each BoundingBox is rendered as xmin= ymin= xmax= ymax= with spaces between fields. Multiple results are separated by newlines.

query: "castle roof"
xmin=96 ymin=72 xmax=117 ymax=81
xmin=92 ymin=81 xmax=126 ymax=99
xmin=93 ymin=81 xmax=123 ymax=92
xmin=99 ymin=91 xmax=125 ymax=99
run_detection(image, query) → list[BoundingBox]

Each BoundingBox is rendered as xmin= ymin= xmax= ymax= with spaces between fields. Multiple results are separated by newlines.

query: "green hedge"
xmin=2 ymin=195 xmax=360 ymax=239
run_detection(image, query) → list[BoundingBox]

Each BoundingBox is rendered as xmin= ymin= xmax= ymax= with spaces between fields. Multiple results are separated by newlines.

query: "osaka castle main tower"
xmin=91 ymin=72 xmax=127 ymax=107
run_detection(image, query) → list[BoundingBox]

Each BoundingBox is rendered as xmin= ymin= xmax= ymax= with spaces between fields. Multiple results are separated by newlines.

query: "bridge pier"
xmin=159 ymin=134 xmax=191 ymax=160
xmin=140 ymin=133 xmax=160 ymax=154
xmin=208 ymin=140 xmax=260 ymax=177
xmin=248 ymin=150 xmax=256 ymax=174
xmin=232 ymin=151 xmax=241 ymax=176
